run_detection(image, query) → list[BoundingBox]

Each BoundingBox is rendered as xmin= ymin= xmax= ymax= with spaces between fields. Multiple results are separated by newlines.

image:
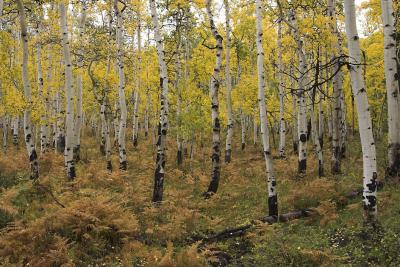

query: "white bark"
xmin=16 ymin=0 xmax=39 ymax=179
xmin=60 ymin=2 xmax=75 ymax=179
xmin=132 ymin=21 xmax=141 ymax=147
xmin=74 ymin=1 xmax=87 ymax=161
xmin=256 ymin=0 xmax=277 ymax=217
xmin=240 ymin=110 xmax=246 ymax=150
xmin=288 ymin=10 xmax=307 ymax=173
xmin=278 ymin=20 xmax=286 ymax=157
xmin=328 ymin=0 xmax=344 ymax=174
xmin=344 ymin=0 xmax=378 ymax=220
xmin=381 ymin=0 xmax=400 ymax=175
xmin=114 ymin=0 xmax=127 ymax=170
xmin=224 ymin=0 xmax=234 ymax=163
xmin=205 ymin=0 xmax=223 ymax=195
xmin=150 ymin=0 xmax=169 ymax=202
xmin=36 ymin=31 xmax=47 ymax=154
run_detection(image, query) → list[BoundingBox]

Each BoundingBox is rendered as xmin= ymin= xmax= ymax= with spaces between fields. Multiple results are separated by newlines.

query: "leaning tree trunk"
xmin=60 ymin=2 xmax=76 ymax=180
xmin=256 ymin=0 xmax=278 ymax=217
xmin=381 ymin=0 xmax=400 ymax=177
xmin=150 ymin=0 xmax=169 ymax=202
xmin=114 ymin=0 xmax=128 ymax=170
xmin=16 ymin=0 xmax=39 ymax=180
xmin=74 ymin=1 xmax=87 ymax=162
xmin=224 ymin=0 xmax=234 ymax=163
xmin=205 ymin=0 xmax=223 ymax=196
xmin=344 ymin=0 xmax=378 ymax=221
xmin=278 ymin=20 xmax=286 ymax=158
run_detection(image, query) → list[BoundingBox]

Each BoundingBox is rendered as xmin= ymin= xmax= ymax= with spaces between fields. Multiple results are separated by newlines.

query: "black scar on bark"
xmin=100 ymin=144 xmax=106 ymax=155
xmin=152 ymin=170 xmax=164 ymax=202
xmin=177 ymin=149 xmax=183 ymax=166
xmin=133 ymin=137 xmax=138 ymax=147
xmin=119 ymin=160 xmax=127 ymax=171
xmin=225 ymin=149 xmax=231 ymax=163
xmin=300 ymin=133 xmax=307 ymax=143
xmin=241 ymin=143 xmax=245 ymax=150
xmin=68 ymin=166 xmax=76 ymax=180
xmin=107 ymin=160 xmax=112 ymax=172
xmin=319 ymin=136 xmax=324 ymax=149
xmin=298 ymin=159 xmax=306 ymax=173
xmin=30 ymin=149 xmax=38 ymax=161
xmin=306 ymin=120 xmax=312 ymax=140
xmin=318 ymin=160 xmax=324 ymax=177
xmin=268 ymin=195 xmax=278 ymax=217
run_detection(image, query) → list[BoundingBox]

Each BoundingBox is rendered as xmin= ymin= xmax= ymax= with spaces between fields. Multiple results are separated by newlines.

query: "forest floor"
xmin=0 ymin=131 xmax=400 ymax=266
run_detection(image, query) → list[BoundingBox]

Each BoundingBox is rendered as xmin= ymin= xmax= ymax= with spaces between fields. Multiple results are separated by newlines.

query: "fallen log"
xmin=199 ymin=182 xmax=386 ymax=245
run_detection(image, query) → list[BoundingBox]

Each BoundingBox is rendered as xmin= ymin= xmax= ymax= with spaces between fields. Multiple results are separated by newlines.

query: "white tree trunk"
xmin=344 ymin=0 xmax=378 ymax=221
xmin=114 ymin=0 xmax=128 ymax=170
xmin=150 ymin=0 xmax=169 ymax=202
xmin=381 ymin=0 xmax=400 ymax=176
xmin=74 ymin=1 xmax=87 ymax=161
xmin=16 ymin=0 xmax=39 ymax=180
xmin=328 ymin=0 xmax=345 ymax=174
xmin=205 ymin=0 xmax=223 ymax=196
xmin=256 ymin=0 xmax=277 ymax=217
xmin=240 ymin=110 xmax=246 ymax=150
xmin=36 ymin=33 xmax=47 ymax=154
xmin=132 ymin=21 xmax=141 ymax=147
xmin=224 ymin=0 xmax=234 ymax=163
xmin=60 ymin=2 xmax=76 ymax=179
xmin=289 ymin=10 xmax=308 ymax=173
xmin=278 ymin=20 xmax=286 ymax=158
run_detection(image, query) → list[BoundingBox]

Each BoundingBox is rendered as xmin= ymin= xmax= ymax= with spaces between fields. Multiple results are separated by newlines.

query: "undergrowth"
xmin=0 ymin=133 xmax=398 ymax=266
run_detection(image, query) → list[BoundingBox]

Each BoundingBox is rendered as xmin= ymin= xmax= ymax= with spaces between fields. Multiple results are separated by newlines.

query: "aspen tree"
xmin=114 ymin=0 xmax=128 ymax=170
xmin=278 ymin=19 xmax=285 ymax=158
xmin=205 ymin=0 xmax=223 ymax=196
xmin=288 ymin=9 xmax=308 ymax=173
xmin=224 ymin=0 xmax=234 ymax=163
xmin=16 ymin=0 xmax=39 ymax=180
xmin=150 ymin=0 xmax=169 ymax=202
xmin=381 ymin=0 xmax=400 ymax=177
xmin=256 ymin=0 xmax=277 ymax=217
xmin=74 ymin=0 xmax=87 ymax=162
xmin=344 ymin=0 xmax=378 ymax=221
xmin=59 ymin=2 xmax=75 ymax=179
xmin=327 ymin=0 xmax=344 ymax=174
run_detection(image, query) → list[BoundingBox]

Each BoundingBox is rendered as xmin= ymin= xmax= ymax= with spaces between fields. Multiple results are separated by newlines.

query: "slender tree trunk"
xmin=114 ymin=0 xmax=127 ymax=170
xmin=74 ymin=1 xmax=87 ymax=162
xmin=205 ymin=0 xmax=223 ymax=196
xmin=60 ymin=2 xmax=76 ymax=180
xmin=132 ymin=21 xmax=141 ymax=147
xmin=278 ymin=20 xmax=286 ymax=158
xmin=256 ymin=0 xmax=278 ymax=217
xmin=150 ymin=0 xmax=169 ymax=202
xmin=100 ymin=102 xmax=106 ymax=155
xmin=12 ymin=116 xmax=19 ymax=146
xmin=16 ymin=0 xmax=39 ymax=180
xmin=289 ymin=10 xmax=307 ymax=173
xmin=253 ymin=118 xmax=258 ymax=146
xmin=240 ymin=110 xmax=246 ymax=150
xmin=224 ymin=0 xmax=234 ymax=163
xmin=344 ymin=0 xmax=378 ymax=221
xmin=381 ymin=0 xmax=400 ymax=177
xmin=328 ymin=0 xmax=344 ymax=174
xmin=36 ymin=31 xmax=47 ymax=154
xmin=290 ymin=66 xmax=298 ymax=153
